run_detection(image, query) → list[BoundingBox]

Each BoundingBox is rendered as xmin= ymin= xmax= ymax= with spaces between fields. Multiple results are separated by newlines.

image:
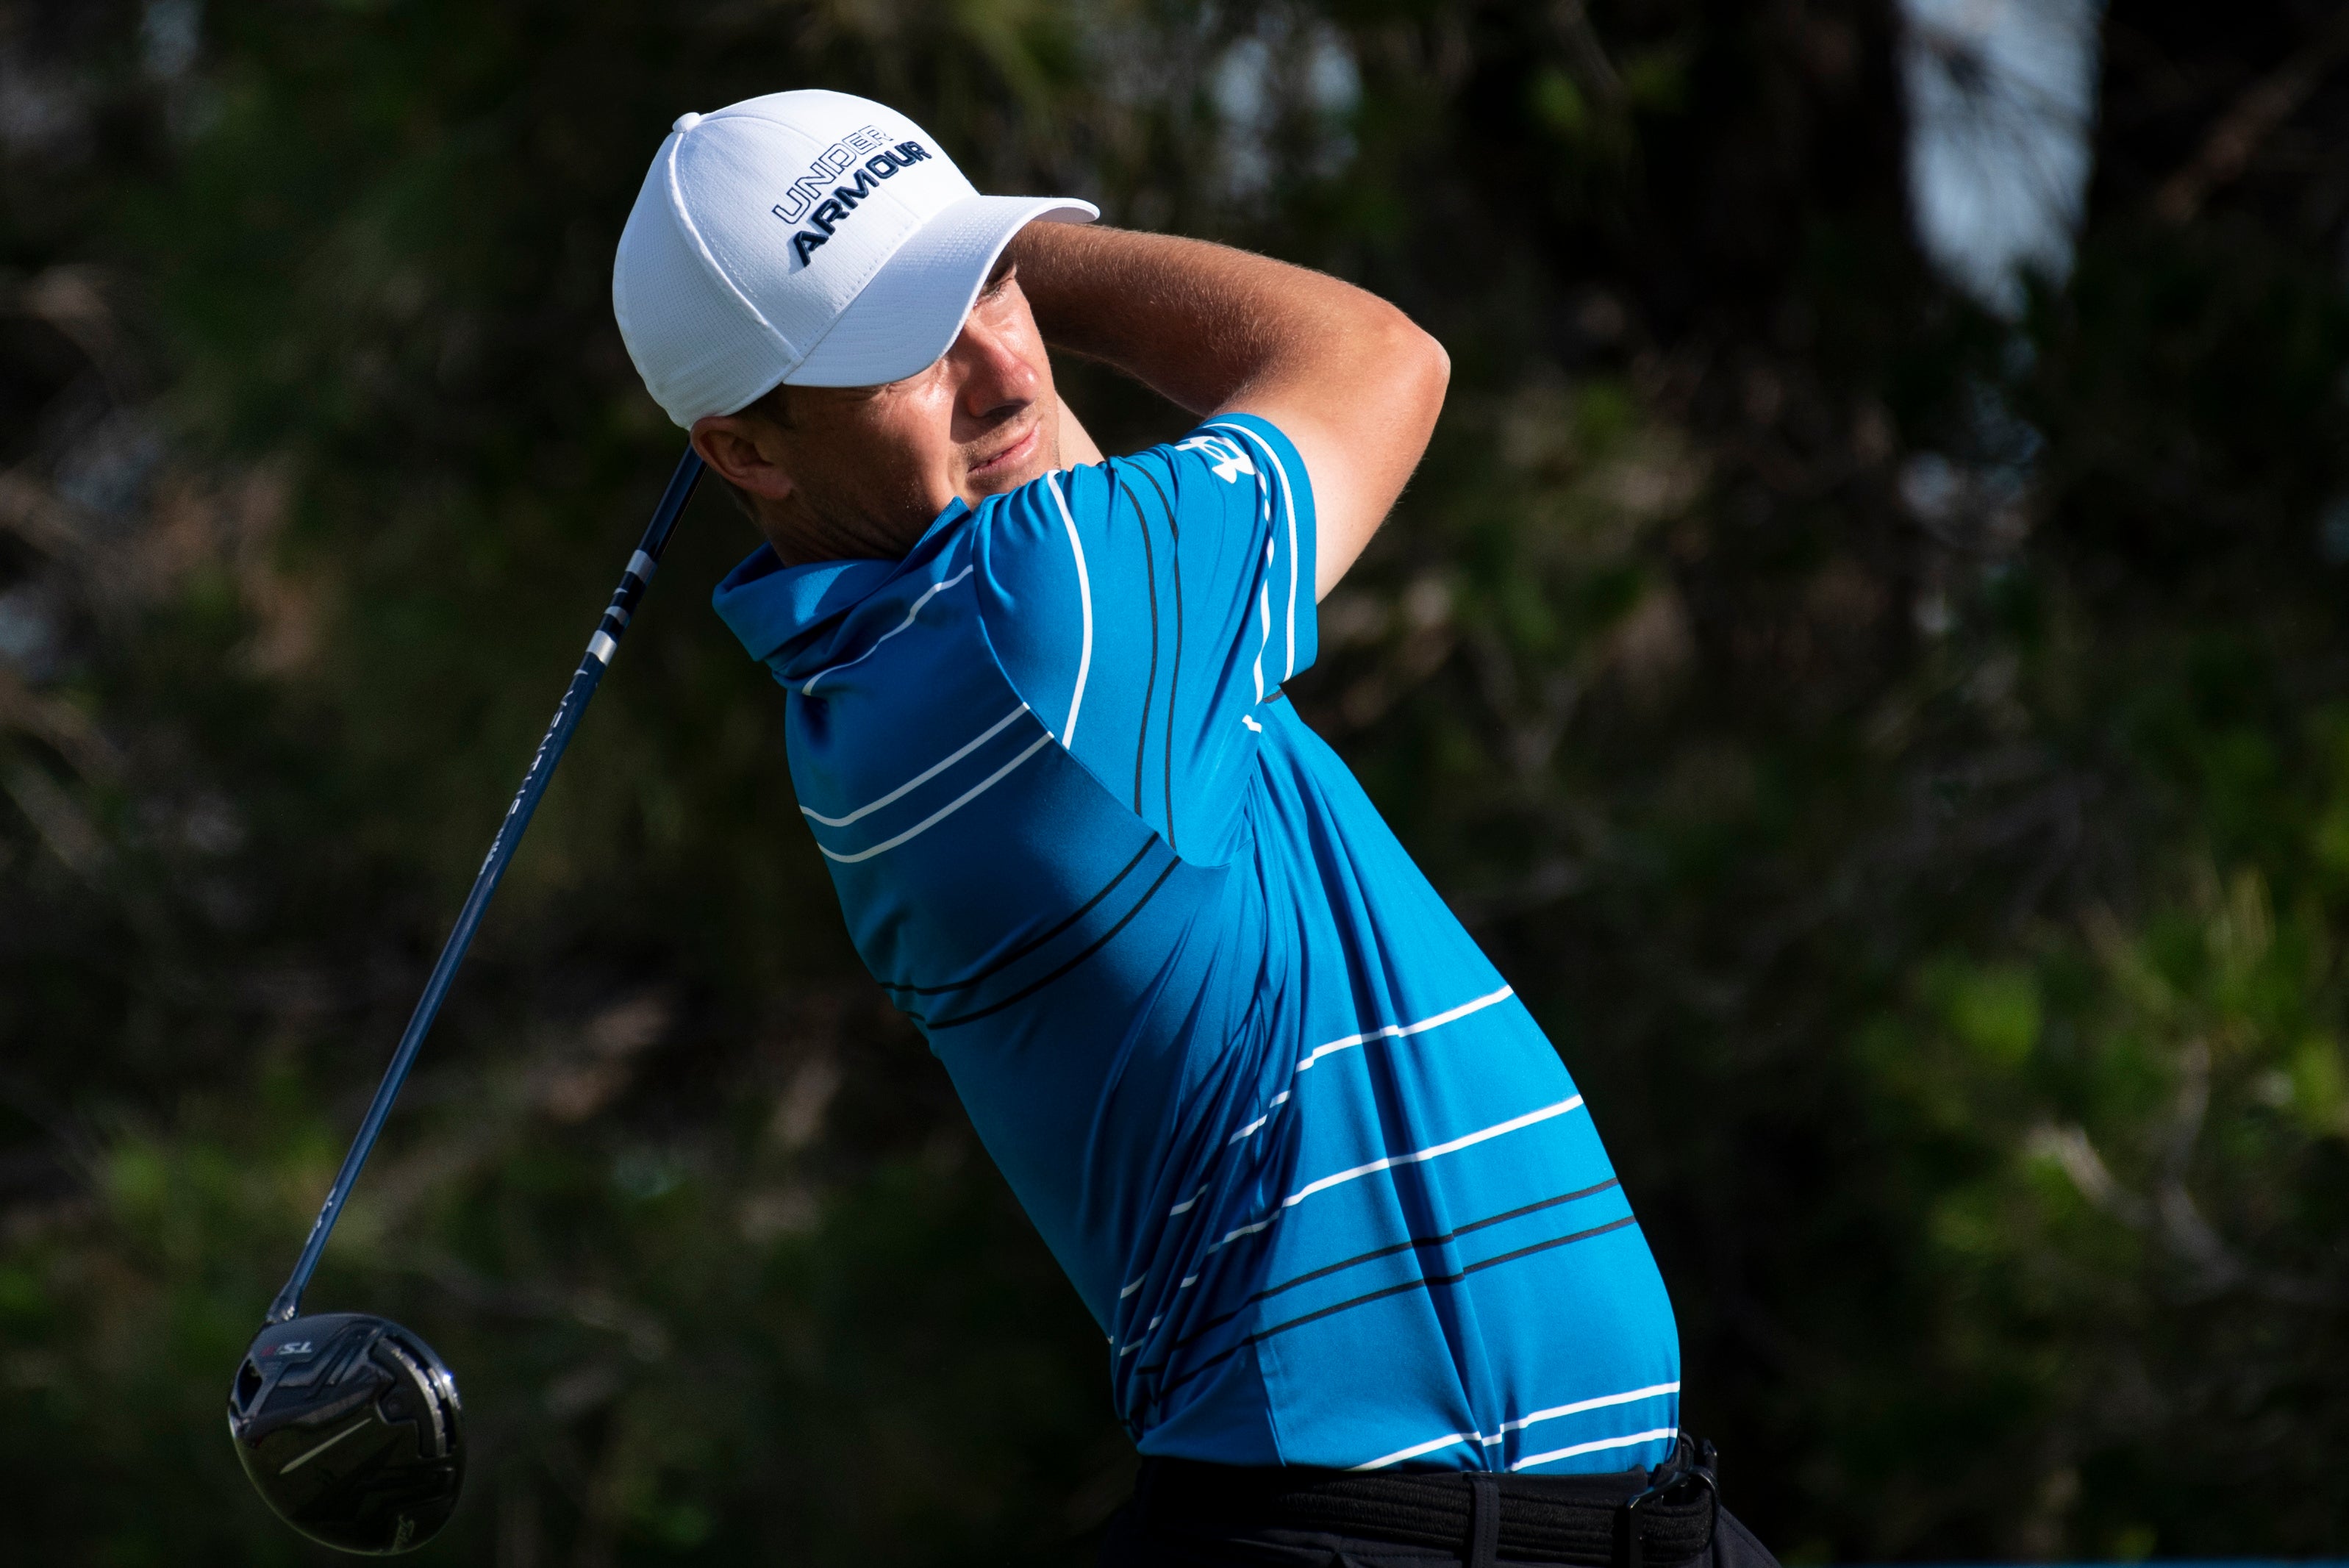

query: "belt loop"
xmin=1467 ymin=1473 xmax=1501 ymax=1568
xmin=1615 ymin=1501 xmax=1643 ymax=1568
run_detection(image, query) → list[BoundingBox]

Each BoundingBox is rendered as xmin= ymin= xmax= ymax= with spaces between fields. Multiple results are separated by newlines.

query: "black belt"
xmin=1131 ymin=1436 xmax=1722 ymax=1568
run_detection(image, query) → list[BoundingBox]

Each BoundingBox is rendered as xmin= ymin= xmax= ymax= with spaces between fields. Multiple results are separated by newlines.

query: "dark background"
xmin=3 ymin=1 xmax=2345 ymax=1562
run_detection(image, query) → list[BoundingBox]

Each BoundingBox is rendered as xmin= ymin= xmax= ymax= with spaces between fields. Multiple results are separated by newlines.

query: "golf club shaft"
xmin=265 ymin=448 xmax=705 ymax=1325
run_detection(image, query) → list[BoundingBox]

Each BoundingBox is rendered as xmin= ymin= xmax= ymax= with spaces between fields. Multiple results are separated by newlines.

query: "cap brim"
xmin=782 ymin=193 xmax=1098 ymax=390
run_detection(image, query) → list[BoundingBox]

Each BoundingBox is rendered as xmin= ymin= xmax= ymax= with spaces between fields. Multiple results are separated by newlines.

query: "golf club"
xmin=227 ymin=447 xmax=704 ymax=1555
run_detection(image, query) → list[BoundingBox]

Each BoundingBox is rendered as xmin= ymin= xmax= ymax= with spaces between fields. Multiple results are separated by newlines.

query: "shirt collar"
xmin=709 ymin=499 xmax=973 ymax=674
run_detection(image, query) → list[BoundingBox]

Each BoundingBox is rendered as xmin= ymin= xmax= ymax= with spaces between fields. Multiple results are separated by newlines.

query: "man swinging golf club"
xmin=615 ymin=89 xmax=1776 ymax=1568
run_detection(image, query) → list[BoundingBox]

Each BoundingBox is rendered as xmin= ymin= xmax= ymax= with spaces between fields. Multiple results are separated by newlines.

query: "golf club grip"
xmin=265 ymin=448 xmax=705 ymax=1325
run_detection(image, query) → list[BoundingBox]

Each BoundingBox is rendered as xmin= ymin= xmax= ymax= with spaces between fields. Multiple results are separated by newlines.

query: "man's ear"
xmin=690 ymin=412 xmax=795 ymax=504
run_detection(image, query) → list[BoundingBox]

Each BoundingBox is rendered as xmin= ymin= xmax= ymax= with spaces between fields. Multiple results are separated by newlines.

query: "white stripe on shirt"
xmin=1197 ymin=1094 xmax=1592 ymax=1254
xmin=1120 ymin=1095 xmax=1588 ymax=1357
xmin=1206 ymin=420 xmax=1302 ymax=682
xmin=816 ymin=733 xmax=1052 ymax=864
xmin=1351 ymin=1382 xmax=1680 ymax=1471
xmin=1253 ymin=581 xmax=1270 ymax=701
xmin=1296 ymin=985 xmax=1515 ymax=1076
xmin=1278 ymin=1096 xmax=1584 ymax=1211
xmin=799 ymin=565 xmax=974 ymax=696
xmin=1044 ymin=470 xmax=1093 ymax=748
xmin=799 ymin=704 xmax=1030 ymax=827
xmin=1219 ymin=986 xmax=1516 ymax=1157
xmin=1495 ymin=1381 xmax=1681 ymax=1439
xmin=1512 ymin=1427 xmax=1681 ymax=1473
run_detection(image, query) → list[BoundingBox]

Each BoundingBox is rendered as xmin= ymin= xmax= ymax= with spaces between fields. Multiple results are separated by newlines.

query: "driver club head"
xmin=227 ymin=1312 xmax=465 ymax=1555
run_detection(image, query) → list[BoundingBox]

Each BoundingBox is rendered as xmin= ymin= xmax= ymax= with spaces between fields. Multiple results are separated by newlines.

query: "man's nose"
xmin=950 ymin=315 xmax=1041 ymax=420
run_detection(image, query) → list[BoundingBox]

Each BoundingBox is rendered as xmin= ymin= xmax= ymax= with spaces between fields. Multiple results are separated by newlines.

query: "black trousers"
xmin=1098 ymin=1443 xmax=1781 ymax=1568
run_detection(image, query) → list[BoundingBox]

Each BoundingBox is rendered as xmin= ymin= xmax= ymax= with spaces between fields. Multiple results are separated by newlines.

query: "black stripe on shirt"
xmin=1137 ymin=1215 xmax=1639 ymax=1409
xmin=1117 ymin=474 xmax=1162 ymax=820
xmin=1130 ymin=1180 xmax=1623 ymax=1392
xmin=1251 ymin=1178 xmax=1622 ymax=1307
xmin=1244 ymin=1215 xmax=1638 ymax=1349
xmin=1131 ymin=463 xmax=1182 ymax=855
xmin=879 ymin=837 xmax=1156 ymax=998
xmin=924 ymin=853 xmax=1181 ymax=1030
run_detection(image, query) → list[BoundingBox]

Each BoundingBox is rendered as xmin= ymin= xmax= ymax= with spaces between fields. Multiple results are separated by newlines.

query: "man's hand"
xmin=1007 ymin=224 xmax=1448 ymax=600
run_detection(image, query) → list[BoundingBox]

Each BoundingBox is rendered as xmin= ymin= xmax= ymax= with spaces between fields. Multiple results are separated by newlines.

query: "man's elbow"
xmin=1377 ymin=312 xmax=1450 ymax=436
xmin=1415 ymin=326 xmax=1451 ymax=426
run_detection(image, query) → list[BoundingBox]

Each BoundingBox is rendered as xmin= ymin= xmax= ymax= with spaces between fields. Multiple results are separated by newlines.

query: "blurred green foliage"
xmin=1 ymin=1 xmax=2345 ymax=1562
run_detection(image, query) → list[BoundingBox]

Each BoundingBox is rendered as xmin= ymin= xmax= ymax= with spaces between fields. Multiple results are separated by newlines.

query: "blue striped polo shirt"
xmin=712 ymin=413 xmax=1681 ymax=1473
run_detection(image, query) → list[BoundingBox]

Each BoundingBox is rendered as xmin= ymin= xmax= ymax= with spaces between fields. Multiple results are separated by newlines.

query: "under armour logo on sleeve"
xmin=1174 ymin=434 xmax=1257 ymax=483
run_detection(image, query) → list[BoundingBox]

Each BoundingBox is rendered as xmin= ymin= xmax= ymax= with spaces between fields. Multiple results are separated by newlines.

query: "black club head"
xmin=228 ymin=1312 xmax=465 ymax=1555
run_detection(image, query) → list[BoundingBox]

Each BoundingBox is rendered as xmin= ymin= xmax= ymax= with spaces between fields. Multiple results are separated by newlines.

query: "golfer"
xmin=614 ymin=90 xmax=1773 ymax=1567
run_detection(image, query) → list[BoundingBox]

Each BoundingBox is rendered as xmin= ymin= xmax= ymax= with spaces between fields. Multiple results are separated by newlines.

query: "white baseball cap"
xmin=612 ymin=89 xmax=1098 ymax=428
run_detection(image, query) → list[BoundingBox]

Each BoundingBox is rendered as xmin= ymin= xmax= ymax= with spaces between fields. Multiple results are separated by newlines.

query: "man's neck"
xmin=755 ymin=490 xmax=940 ymax=569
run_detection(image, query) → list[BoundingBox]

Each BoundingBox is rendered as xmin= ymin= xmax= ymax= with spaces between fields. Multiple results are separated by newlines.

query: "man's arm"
xmin=1009 ymin=223 xmax=1449 ymax=601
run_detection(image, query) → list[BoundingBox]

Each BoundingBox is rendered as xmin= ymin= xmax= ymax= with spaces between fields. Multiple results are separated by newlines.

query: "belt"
xmin=1133 ymin=1436 xmax=1722 ymax=1568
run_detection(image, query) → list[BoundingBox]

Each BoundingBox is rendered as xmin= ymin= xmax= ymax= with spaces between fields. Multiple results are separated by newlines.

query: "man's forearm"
xmin=1009 ymin=221 xmax=1448 ymax=598
xmin=1008 ymin=223 xmax=1405 ymax=419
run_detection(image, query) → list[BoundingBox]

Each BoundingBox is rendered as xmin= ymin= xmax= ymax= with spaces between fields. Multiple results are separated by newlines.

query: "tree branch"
xmin=2156 ymin=10 xmax=2349 ymax=223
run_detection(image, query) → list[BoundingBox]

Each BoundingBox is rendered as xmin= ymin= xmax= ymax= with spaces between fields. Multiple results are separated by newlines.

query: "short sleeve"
xmin=973 ymin=413 xmax=1317 ymax=864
